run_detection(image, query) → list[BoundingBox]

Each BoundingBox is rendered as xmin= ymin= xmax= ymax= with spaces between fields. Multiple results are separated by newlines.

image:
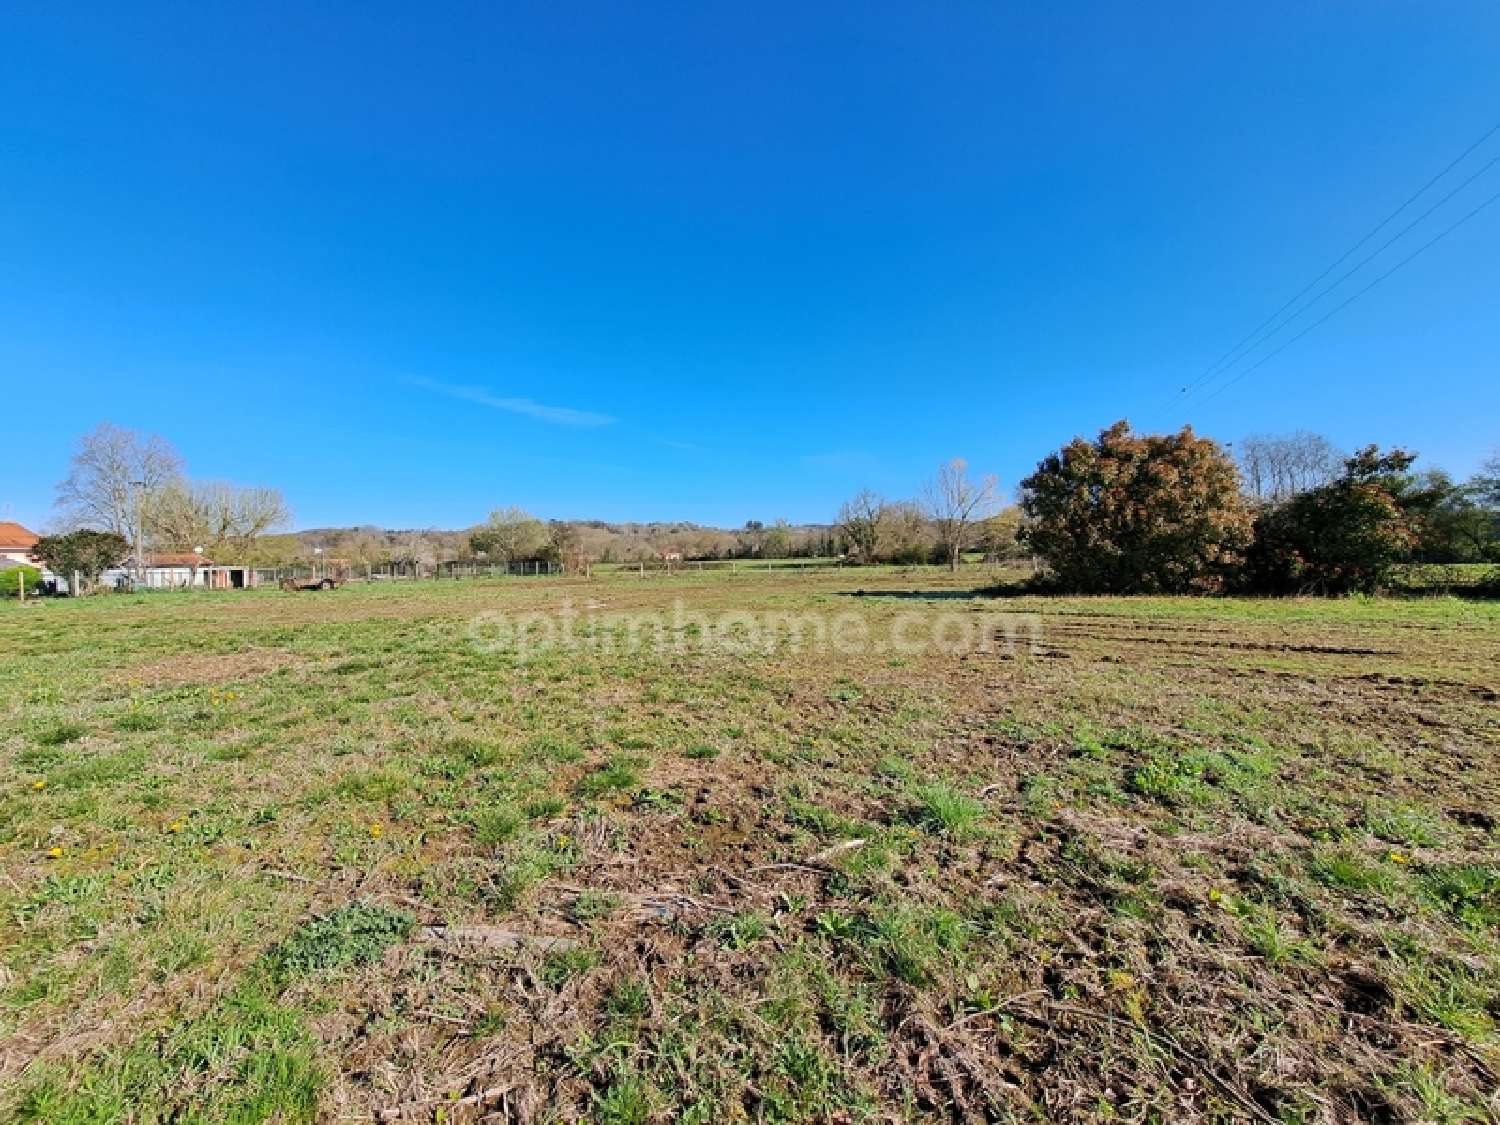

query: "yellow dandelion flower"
xmin=47 ymin=846 xmax=63 ymax=859
xmin=368 ymin=823 xmax=384 ymax=838
xmin=168 ymin=821 xmax=186 ymax=833
xmin=1387 ymin=851 xmax=1408 ymax=865
xmin=32 ymin=780 xmax=47 ymax=791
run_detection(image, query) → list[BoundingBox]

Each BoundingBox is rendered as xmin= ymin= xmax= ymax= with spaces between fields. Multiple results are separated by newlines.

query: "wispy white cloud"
xmin=408 ymin=377 xmax=618 ymax=428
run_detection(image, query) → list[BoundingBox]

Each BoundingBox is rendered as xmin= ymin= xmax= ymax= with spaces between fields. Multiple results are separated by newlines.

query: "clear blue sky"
xmin=4 ymin=2 xmax=1498 ymax=531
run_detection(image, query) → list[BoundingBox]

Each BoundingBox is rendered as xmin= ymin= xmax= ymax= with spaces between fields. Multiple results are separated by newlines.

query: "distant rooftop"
xmin=0 ymin=521 xmax=40 ymax=548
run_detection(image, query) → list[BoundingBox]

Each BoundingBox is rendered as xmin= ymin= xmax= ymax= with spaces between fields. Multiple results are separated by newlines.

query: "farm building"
xmin=0 ymin=521 xmax=40 ymax=567
xmin=104 ymin=553 xmax=257 ymax=590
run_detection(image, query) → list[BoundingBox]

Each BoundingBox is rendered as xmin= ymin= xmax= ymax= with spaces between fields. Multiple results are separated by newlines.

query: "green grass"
xmin=1362 ymin=798 xmax=1451 ymax=847
xmin=1422 ymin=864 xmax=1500 ymax=930
xmin=14 ymin=981 xmax=322 ymax=1124
xmin=909 ymin=781 xmax=987 ymax=839
xmin=576 ymin=754 xmax=645 ymax=797
xmin=2 ymin=569 xmax=1498 ymax=1122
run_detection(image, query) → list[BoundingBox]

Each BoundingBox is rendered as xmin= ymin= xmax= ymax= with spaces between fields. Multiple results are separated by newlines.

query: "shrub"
xmin=1471 ymin=564 xmax=1500 ymax=598
xmin=0 ymin=565 xmax=43 ymax=598
xmin=576 ymin=754 xmax=643 ymax=797
xmin=1240 ymin=447 xmax=1420 ymax=595
xmin=471 ymin=803 xmax=525 ymax=846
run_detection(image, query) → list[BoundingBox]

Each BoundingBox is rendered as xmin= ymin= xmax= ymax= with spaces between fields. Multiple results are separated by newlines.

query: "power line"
xmin=1184 ymin=147 xmax=1500 ymax=402
xmin=1199 ymin=183 xmax=1500 ymax=403
xmin=1172 ymin=118 xmax=1500 ymax=402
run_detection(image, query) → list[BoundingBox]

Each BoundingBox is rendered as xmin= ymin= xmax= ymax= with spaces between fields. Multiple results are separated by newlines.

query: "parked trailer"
xmin=279 ymin=574 xmax=345 ymax=591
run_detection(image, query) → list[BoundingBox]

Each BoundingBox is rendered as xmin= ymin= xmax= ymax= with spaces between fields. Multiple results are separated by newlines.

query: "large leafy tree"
xmin=1241 ymin=446 xmax=1421 ymax=594
xmin=1019 ymin=420 xmax=1252 ymax=593
xmin=1398 ymin=469 xmax=1496 ymax=562
xmin=470 ymin=507 xmax=547 ymax=562
xmin=32 ymin=529 xmax=130 ymax=590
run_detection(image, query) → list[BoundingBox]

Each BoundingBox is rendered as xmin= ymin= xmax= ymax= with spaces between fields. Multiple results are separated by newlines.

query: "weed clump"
xmin=35 ymin=721 xmax=86 ymax=746
xmin=262 ymin=901 xmax=413 ymax=982
xmin=576 ymin=754 xmax=644 ymax=797
xmin=471 ymin=802 xmax=525 ymax=846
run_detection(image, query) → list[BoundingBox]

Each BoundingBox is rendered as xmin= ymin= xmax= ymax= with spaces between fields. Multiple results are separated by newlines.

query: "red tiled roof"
xmin=0 ymin=521 xmax=39 ymax=548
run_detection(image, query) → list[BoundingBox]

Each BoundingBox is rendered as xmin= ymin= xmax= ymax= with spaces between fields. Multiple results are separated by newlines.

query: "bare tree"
xmin=55 ymin=423 xmax=183 ymax=579
xmin=1238 ymin=432 xmax=1343 ymax=503
xmin=337 ymin=528 xmax=390 ymax=568
xmin=391 ymin=531 xmax=442 ymax=571
xmin=837 ymin=489 xmax=890 ymax=563
xmin=145 ymin=485 xmax=212 ymax=557
xmin=923 ymin=458 xmax=999 ymax=572
xmin=1469 ymin=450 xmax=1500 ymax=510
xmin=147 ymin=481 xmax=290 ymax=559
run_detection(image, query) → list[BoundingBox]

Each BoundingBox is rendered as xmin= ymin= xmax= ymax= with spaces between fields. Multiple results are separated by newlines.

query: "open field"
xmin=2 ymin=570 xmax=1498 ymax=1123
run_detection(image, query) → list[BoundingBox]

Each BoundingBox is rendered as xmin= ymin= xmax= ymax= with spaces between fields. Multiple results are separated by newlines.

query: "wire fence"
xmin=594 ymin=557 xmax=846 ymax=575
xmin=84 ymin=554 xmax=1035 ymax=594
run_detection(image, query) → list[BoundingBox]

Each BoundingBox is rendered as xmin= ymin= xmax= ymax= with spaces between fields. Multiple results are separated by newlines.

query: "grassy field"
xmin=2 ymin=570 xmax=1498 ymax=1123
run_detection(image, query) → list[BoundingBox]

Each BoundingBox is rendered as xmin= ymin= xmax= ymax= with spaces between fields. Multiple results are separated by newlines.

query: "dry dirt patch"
xmin=114 ymin=647 xmax=305 ymax=688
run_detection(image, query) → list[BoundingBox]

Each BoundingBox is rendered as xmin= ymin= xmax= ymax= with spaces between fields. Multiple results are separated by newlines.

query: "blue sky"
xmin=4 ymin=2 xmax=1498 ymax=531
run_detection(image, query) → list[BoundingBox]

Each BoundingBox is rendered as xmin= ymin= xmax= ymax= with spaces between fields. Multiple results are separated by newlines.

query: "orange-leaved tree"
xmin=1019 ymin=420 xmax=1252 ymax=593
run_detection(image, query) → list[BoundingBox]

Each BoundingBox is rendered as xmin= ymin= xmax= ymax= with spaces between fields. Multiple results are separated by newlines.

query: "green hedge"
xmin=1388 ymin=563 xmax=1499 ymax=595
xmin=0 ymin=565 xmax=43 ymax=597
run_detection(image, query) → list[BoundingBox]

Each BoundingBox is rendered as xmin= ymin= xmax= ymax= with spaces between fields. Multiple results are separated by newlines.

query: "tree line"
xmin=23 ymin=418 xmax=1499 ymax=596
xmin=834 ymin=462 xmax=1018 ymax=571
